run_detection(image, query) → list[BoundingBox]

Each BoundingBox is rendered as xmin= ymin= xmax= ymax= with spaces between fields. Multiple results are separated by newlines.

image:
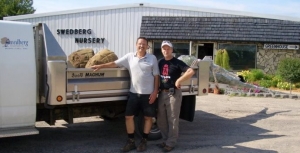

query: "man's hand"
xmin=175 ymin=80 xmax=181 ymax=89
xmin=91 ymin=65 xmax=102 ymax=71
xmin=90 ymin=62 xmax=118 ymax=71
xmin=149 ymin=90 xmax=158 ymax=104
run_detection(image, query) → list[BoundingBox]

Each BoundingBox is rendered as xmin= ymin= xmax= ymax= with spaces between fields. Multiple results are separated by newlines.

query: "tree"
xmin=214 ymin=49 xmax=230 ymax=70
xmin=0 ymin=0 xmax=35 ymax=20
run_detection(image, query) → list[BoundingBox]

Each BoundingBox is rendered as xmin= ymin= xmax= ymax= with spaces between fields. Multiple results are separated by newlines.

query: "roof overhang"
xmin=140 ymin=16 xmax=300 ymax=43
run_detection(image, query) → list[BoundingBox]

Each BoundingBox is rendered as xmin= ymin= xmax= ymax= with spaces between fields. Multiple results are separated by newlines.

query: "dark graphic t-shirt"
xmin=158 ymin=57 xmax=190 ymax=89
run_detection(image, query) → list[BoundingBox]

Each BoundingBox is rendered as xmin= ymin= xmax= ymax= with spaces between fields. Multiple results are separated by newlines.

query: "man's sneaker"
xmin=121 ymin=138 xmax=136 ymax=152
xmin=162 ymin=145 xmax=174 ymax=152
xmin=136 ymin=138 xmax=147 ymax=152
xmin=156 ymin=142 xmax=166 ymax=148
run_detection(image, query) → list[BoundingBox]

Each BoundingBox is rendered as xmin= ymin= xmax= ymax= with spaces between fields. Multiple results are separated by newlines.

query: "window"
xmin=153 ymin=42 xmax=189 ymax=60
xmin=218 ymin=44 xmax=256 ymax=70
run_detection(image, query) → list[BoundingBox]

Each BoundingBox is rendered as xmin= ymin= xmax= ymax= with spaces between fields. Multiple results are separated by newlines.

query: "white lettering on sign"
xmin=264 ymin=44 xmax=299 ymax=50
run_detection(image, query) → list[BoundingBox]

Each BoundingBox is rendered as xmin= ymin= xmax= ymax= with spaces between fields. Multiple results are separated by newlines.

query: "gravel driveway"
xmin=0 ymin=94 xmax=299 ymax=153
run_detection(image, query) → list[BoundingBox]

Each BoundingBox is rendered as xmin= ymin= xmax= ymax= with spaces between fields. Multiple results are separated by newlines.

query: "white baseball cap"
xmin=161 ymin=40 xmax=173 ymax=48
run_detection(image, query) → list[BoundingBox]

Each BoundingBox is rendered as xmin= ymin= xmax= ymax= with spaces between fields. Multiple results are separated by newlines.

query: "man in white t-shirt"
xmin=91 ymin=37 xmax=159 ymax=152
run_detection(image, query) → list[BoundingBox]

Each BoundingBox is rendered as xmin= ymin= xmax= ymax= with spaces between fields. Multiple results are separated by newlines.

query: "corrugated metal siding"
xmin=8 ymin=7 xmax=238 ymax=57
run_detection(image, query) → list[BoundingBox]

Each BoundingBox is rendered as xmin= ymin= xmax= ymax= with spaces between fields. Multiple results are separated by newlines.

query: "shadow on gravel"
xmin=178 ymin=107 xmax=290 ymax=153
xmin=0 ymin=117 xmax=128 ymax=153
xmin=0 ymin=108 xmax=290 ymax=153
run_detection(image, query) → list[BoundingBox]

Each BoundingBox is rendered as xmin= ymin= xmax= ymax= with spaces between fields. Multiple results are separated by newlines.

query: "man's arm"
xmin=152 ymin=56 xmax=160 ymax=92
xmin=149 ymin=56 xmax=160 ymax=104
xmin=149 ymin=75 xmax=159 ymax=104
xmin=91 ymin=62 xmax=118 ymax=71
xmin=154 ymin=75 xmax=159 ymax=92
xmin=175 ymin=68 xmax=195 ymax=88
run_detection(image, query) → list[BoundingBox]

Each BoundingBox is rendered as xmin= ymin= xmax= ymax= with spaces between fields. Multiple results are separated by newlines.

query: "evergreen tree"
xmin=0 ymin=0 xmax=35 ymax=20
xmin=214 ymin=49 xmax=230 ymax=70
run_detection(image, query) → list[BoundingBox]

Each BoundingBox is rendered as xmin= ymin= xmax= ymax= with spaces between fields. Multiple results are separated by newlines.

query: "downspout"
xmin=189 ymin=41 xmax=192 ymax=56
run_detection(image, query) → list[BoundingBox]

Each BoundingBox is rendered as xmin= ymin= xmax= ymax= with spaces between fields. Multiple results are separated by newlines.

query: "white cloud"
xmin=177 ymin=0 xmax=247 ymax=11
xmin=33 ymin=1 xmax=81 ymax=13
xmin=32 ymin=0 xmax=300 ymax=18
xmin=260 ymin=2 xmax=300 ymax=17
xmin=33 ymin=0 xmax=141 ymax=13
xmin=177 ymin=0 xmax=300 ymax=18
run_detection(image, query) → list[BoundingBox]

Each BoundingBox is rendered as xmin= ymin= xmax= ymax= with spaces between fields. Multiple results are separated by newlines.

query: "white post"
xmin=189 ymin=41 xmax=192 ymax=55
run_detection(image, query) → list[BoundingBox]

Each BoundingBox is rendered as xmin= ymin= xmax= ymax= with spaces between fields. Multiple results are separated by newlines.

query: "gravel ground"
xmin=1 ymin=94 xmax=300 ymax=153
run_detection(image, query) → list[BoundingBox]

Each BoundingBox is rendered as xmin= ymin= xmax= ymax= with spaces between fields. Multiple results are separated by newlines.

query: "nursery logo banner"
xmin=1 ymin=37 xmax=29 ymax=49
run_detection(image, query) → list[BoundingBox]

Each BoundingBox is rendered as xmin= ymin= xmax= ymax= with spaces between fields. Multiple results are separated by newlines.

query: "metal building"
xmin=4 ymin=3 xmax=300 ymax=73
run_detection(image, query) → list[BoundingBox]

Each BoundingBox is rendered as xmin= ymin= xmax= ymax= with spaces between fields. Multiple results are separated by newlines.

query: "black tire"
xmin=134 ymin=111 xmax=162 ymax=141
xmin=148 ymin=119 xmax=162 ymax=141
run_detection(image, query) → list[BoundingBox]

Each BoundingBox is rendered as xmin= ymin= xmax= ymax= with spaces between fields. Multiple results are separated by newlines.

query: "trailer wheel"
xmin=134 ymin=111 xmax=162 ymax=141
xmin=179 ymin=95 xmax=196 ymax=122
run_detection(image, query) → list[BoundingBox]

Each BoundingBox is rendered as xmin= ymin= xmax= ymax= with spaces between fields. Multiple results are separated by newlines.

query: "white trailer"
xmin=0 ymin=20 xmax=210 ymax=139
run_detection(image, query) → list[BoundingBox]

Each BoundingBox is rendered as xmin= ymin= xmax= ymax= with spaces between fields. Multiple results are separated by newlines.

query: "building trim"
xmin=4 ymin=3 xmax=300 ymax=22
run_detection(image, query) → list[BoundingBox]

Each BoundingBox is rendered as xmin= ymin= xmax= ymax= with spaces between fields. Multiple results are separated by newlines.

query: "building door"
xmin=197 ymin=43 xmax=214 ymax=60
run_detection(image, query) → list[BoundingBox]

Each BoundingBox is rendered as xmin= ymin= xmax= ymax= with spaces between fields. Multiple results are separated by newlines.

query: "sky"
xmin=32 ymin=0 xmax=300 ymax=19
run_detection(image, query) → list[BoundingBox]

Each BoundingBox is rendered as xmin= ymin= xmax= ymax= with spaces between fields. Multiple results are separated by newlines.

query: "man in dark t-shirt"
xmin=159 ymin=57 xmax=189 ymax=89
xmin=156 ymin=40 xmax=195 ymax=152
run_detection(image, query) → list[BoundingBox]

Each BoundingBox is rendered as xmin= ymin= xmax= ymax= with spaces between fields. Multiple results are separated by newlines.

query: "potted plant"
xmin=212 ymin=68 xmax=220 ymax=94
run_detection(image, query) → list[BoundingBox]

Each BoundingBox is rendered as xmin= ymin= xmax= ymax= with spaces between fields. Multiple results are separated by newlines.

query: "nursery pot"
xmin=213 ymin=88 xmax=220 ymax=94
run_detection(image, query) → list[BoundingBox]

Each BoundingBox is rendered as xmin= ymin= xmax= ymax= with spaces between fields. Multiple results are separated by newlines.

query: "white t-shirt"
xmin=115 ymin=52 xmax=159 ymax=94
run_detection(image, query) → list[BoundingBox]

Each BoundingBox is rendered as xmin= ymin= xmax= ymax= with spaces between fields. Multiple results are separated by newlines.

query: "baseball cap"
xmin=161 ymin=40 xmax=173 ymax=48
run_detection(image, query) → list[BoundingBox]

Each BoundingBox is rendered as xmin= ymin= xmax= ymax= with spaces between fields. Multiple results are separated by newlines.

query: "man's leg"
xmin=165 ymin=89 xmax=182 ymax=149
xmin=157 ymin=92 xmax=169 ymax=141
xmin=136 ymin=94 xmax=156 ymax=152
xmin=121 ymin=93 xmax=138 ymax=152
xmin=143 ymin=116 xmax=152 ymax=134
xmin=125 ymin=115 xmax=135 ymax=134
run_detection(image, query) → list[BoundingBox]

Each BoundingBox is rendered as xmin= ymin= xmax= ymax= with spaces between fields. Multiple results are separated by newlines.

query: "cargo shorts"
xmin=125 ymin=92 xmax=156 ymax=117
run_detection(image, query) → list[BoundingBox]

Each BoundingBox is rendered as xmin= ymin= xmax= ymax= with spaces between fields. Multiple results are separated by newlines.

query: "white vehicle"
xmin=0 ymin=20 xmax=210 ymax=139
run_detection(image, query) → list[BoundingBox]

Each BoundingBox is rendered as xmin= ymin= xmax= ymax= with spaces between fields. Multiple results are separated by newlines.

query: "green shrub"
xmin=263 ymin=74 xmax=273 ymax=80
xmin=277 ymin=82 xmax=296 ymax=90
xmin=295 ymin=82 xmax=300 ymax=88
xmin=277 ymin=58 xmax=300 ymax=83
xmin=237 ymin=70 xmax=250 ymax=82
xmin=259 ymin=80 xmax=272 ymax=88
xmin=247 ymin=69 xmax=265 ymax=82
xmin=271 ymin=75 xmax=283 ymax=87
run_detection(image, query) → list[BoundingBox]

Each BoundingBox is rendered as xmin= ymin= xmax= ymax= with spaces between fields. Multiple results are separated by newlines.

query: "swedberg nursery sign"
xmin=57 ymin=28 xmax=105 ymax=44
